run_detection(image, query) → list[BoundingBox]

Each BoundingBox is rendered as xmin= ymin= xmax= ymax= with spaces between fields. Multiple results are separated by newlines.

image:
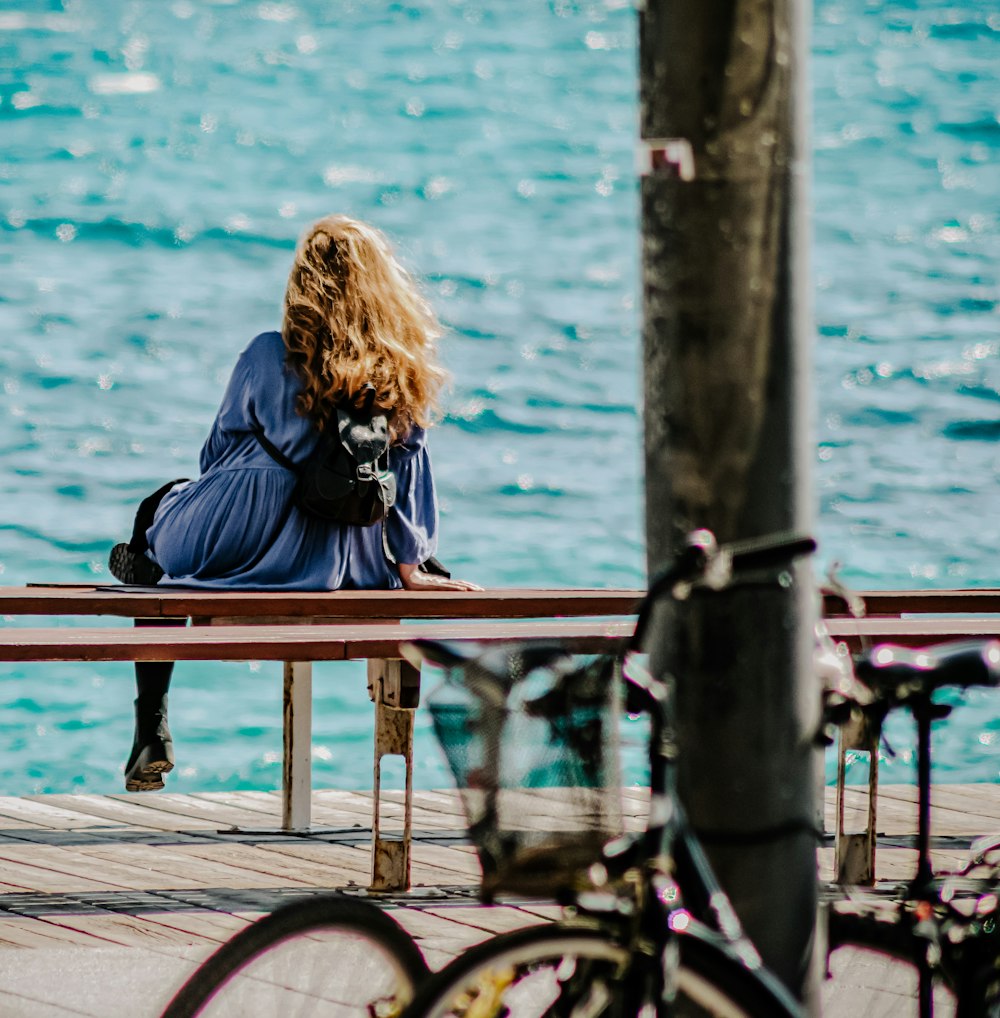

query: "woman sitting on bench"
xmin=108 ymin=214 xmax=480 ymax=792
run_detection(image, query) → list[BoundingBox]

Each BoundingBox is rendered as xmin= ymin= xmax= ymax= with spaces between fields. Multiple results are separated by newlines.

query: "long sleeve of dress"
xmin=385 ymin=425 xmax=438 ymax=566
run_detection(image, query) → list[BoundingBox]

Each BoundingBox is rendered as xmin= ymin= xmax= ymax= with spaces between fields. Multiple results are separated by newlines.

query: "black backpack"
xmin=253 ymin=385 xmax=397 ymax=527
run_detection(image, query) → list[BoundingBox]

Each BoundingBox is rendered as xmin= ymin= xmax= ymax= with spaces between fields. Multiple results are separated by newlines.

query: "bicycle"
xmin=158 ymin=892 xmax=430 ymax=1018
xmin=399 ymin=529 xmax=816 ymax=1018
xmin=823 ymin=637 xmax=1000 ymax=1017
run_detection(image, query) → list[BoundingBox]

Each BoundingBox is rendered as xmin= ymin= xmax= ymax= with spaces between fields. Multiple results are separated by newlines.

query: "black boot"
xmin=124 ymin=662 xmax=175 ymax=792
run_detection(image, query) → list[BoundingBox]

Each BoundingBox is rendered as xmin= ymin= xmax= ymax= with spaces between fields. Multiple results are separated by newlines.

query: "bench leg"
xmin=282 ymin=661 xmax=313 ymax=832
xmin=368 ymin=658 xmax=420 ymax=892
xmin=834 ymin=709 xmax=879 ymax=885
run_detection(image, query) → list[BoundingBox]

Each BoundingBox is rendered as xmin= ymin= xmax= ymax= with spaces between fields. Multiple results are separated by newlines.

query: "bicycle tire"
xmin=159 ymin=893 xmax=431 ymax=1018
xmin=401 ymin=921 xmax=802 ymax=1018
xmin=965 ymin=964 xmax=1000 ymax=1018
xmin=826 ymin=908 xmax=960 ymax=1017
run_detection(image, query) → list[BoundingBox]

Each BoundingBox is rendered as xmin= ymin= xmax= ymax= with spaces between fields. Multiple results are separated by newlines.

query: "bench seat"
xmin=823 ymin=588 xmax=1000 ymax=617
xmin=0 ymin=586 xmax=643 ymax=621
xmin=0 ymin=619 xmax=632 ymax=662
xmin=824 ymin=616 xmax=1000 ymax=649
xmin=4 ymin=614 xmax=995 ymax=662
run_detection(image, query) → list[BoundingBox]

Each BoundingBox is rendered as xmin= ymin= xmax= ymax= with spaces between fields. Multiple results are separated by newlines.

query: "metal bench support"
xmin=368 ymin=658 xmax=420 ymax=892
xmin=834 ymin=709 xmax=879 ymax=885
xmin=282 ymin=660 xmax=313 ymax=831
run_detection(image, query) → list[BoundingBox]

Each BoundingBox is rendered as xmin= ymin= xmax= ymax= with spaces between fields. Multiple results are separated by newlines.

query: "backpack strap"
xmin=250 ymin=422 xmax=298 ymax=473
xmin=344 ymin=383 xmax=378 ymax=417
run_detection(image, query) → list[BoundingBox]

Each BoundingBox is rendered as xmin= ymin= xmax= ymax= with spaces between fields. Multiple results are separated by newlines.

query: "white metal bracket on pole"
xmin=282 ymin=660 xmax=313 ymax=832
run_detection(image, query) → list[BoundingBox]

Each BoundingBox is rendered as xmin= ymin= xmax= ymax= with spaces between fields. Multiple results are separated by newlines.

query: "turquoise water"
xmin=0 ymin=0 xmax=997 ymax=795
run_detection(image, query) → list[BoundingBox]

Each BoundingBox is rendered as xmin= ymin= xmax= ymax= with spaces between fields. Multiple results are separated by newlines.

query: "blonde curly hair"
xmin=282 ymin=215 xmax=446 ymax=438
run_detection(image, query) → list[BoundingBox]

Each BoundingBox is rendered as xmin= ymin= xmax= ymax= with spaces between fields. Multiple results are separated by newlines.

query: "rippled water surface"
xmin=1 ymin=0 xmax=997 ymax=793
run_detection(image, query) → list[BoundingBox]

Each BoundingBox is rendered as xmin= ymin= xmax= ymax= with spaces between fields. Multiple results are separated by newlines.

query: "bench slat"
xmin=2 ymin=587 xmax=643 ymax=620
xmin=0 ymin=620 xmax=633 ymax=663
xmin=11 ymin=585 xmax=1000 ymax=621
xmin=823 ymin=589 xmax=1000 ymax=616
xmin=826 ymin=617 xmax=1000 ymax=648
xmin=5 ymin=617 xmax=1000 ymax=662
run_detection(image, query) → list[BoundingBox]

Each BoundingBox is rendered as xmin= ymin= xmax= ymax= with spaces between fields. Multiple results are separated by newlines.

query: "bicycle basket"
xmin=426 ymin=644 xmax=624 ymax=898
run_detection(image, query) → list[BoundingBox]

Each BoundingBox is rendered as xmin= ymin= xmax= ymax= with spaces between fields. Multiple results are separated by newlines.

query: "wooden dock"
xmin=0 ymin=785 xmax=993 ymax=1016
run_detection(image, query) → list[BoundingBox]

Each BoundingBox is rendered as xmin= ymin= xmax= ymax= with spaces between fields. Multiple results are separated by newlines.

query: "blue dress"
xmin=146 ymin=331 xmax=438 ymax=590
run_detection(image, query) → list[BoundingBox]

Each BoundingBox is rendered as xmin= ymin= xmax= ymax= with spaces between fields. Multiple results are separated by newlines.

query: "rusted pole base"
xmin=368 ymin=658 xmax=420 ymax=892
xmin=282 ymin=660 xmax=313 ymax=832
xmin=835 ymin=711 xmax=879 ymax=885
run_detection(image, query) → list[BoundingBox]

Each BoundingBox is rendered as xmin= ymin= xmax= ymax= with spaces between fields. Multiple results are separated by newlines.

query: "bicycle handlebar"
xmin=631 ymin=529 xmax=817 ymax=651
xmin=854 ymin=639 xmax=1000 ymax=703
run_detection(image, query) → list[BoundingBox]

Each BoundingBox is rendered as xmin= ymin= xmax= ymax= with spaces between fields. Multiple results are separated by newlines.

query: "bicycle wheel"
xmin=826 ymin=908 xmax=958 ymax=1018
xmin=160 ymin=893 xmax=431 ymax=1018
xmin=402 ymin=921 xmax=801 ymax=1018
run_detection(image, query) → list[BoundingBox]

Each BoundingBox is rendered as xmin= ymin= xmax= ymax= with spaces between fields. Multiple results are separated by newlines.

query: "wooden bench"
xmin=4 ymin=584 xmax=997 ymax=890
xmin=0 ymin=586 xmax=640 ymax=890
xmin=823 ymin=588 xmax=1000 ymax=618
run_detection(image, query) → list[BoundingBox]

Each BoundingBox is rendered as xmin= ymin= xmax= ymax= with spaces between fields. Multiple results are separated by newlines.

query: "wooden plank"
xmin=69 ymin=843 xmax=319 ymax=890
xmin=11 ymin=582 xmax=1000 ymax=624
xmin=406 ymin=855 xmax=478 ymax=889
xmin=410 ymin=844 xmax=482 ymax=883
xmin=211 ymin=788 xmax=379 ymax=833
xmin=0 ymin=984 xmax=99 ymax=1018
xmin=0 ymin=917 xmax=110 ymax=949
xmin=0 ymin=878 xmax=38 ymax=892
xmin=823 ymin=943 xmax=959 ymax=1017
xmin=341 ymin=621 xmax=631 ymax=660
xmin=101 ymin=793 xmax=288 ymax=831
xmin=24 ymin=796 xmax=224 ymax=832
xmin=0 ymin=855 xmax=125 ymax=893
xmin=826 ymin=617 xmax=1000 ymax=648
xmin=390 ymin=905 xmax=499 ymax=943
xmin=386 ymin=904 xmax=537 ymax=965
xmin=134 ymin=910 xmax=258 ymax=944
xmin=423 ymin=905 xmax=547 ymax=935
xmin=823 ymin=784 xmax=1000 ymax=838
xmin=0 ymin=620 xmax=631 ymax=662
xmin=311 ymin=790 xmax=392 ymax=826
xmin=0 ymin=844 xmax=206 ymax=892
xmin=34 ymin=913 xmax=221 ymax=951
xmin=0 ymin=626 xmax=346 ymax=662
xmin=248 ymin=841 xmax=374 ymax=886
xmin=170 ymin=842 xmax=366 ymax=889
xmin=188 ymin=791 xmax=282 ymax=821
xmin=824 ymin=588 xmax=1000 ymax=617
xmin=876 ymin=785 xmax=1000 ymax=834
xmin=0 ymin=587 xmax=643 ymax=620
xmin=0 ymin=798 xmax=131 ymax=832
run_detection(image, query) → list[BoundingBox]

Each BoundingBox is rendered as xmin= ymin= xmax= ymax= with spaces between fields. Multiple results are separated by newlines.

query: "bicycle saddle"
xmin=854 ymin=639 xmax=1000 ymax=705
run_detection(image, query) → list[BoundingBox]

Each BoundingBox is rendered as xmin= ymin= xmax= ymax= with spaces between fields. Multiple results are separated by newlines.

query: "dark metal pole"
xmin=638 ymin=0 xmax=818 ymax=1007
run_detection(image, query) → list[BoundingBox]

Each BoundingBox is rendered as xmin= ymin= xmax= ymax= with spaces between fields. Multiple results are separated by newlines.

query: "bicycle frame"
xmin=614 ymin=652 xmax=758 ymax=961
xmin=408 ymin=527 xmax=815 ymax=1018
xmin=830 ymin=641 xmax=1000 ymax=1018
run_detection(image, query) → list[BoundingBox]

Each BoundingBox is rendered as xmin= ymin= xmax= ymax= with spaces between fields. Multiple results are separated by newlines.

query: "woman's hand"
xmin=398 ymin=562 xmax=483 ymax=591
